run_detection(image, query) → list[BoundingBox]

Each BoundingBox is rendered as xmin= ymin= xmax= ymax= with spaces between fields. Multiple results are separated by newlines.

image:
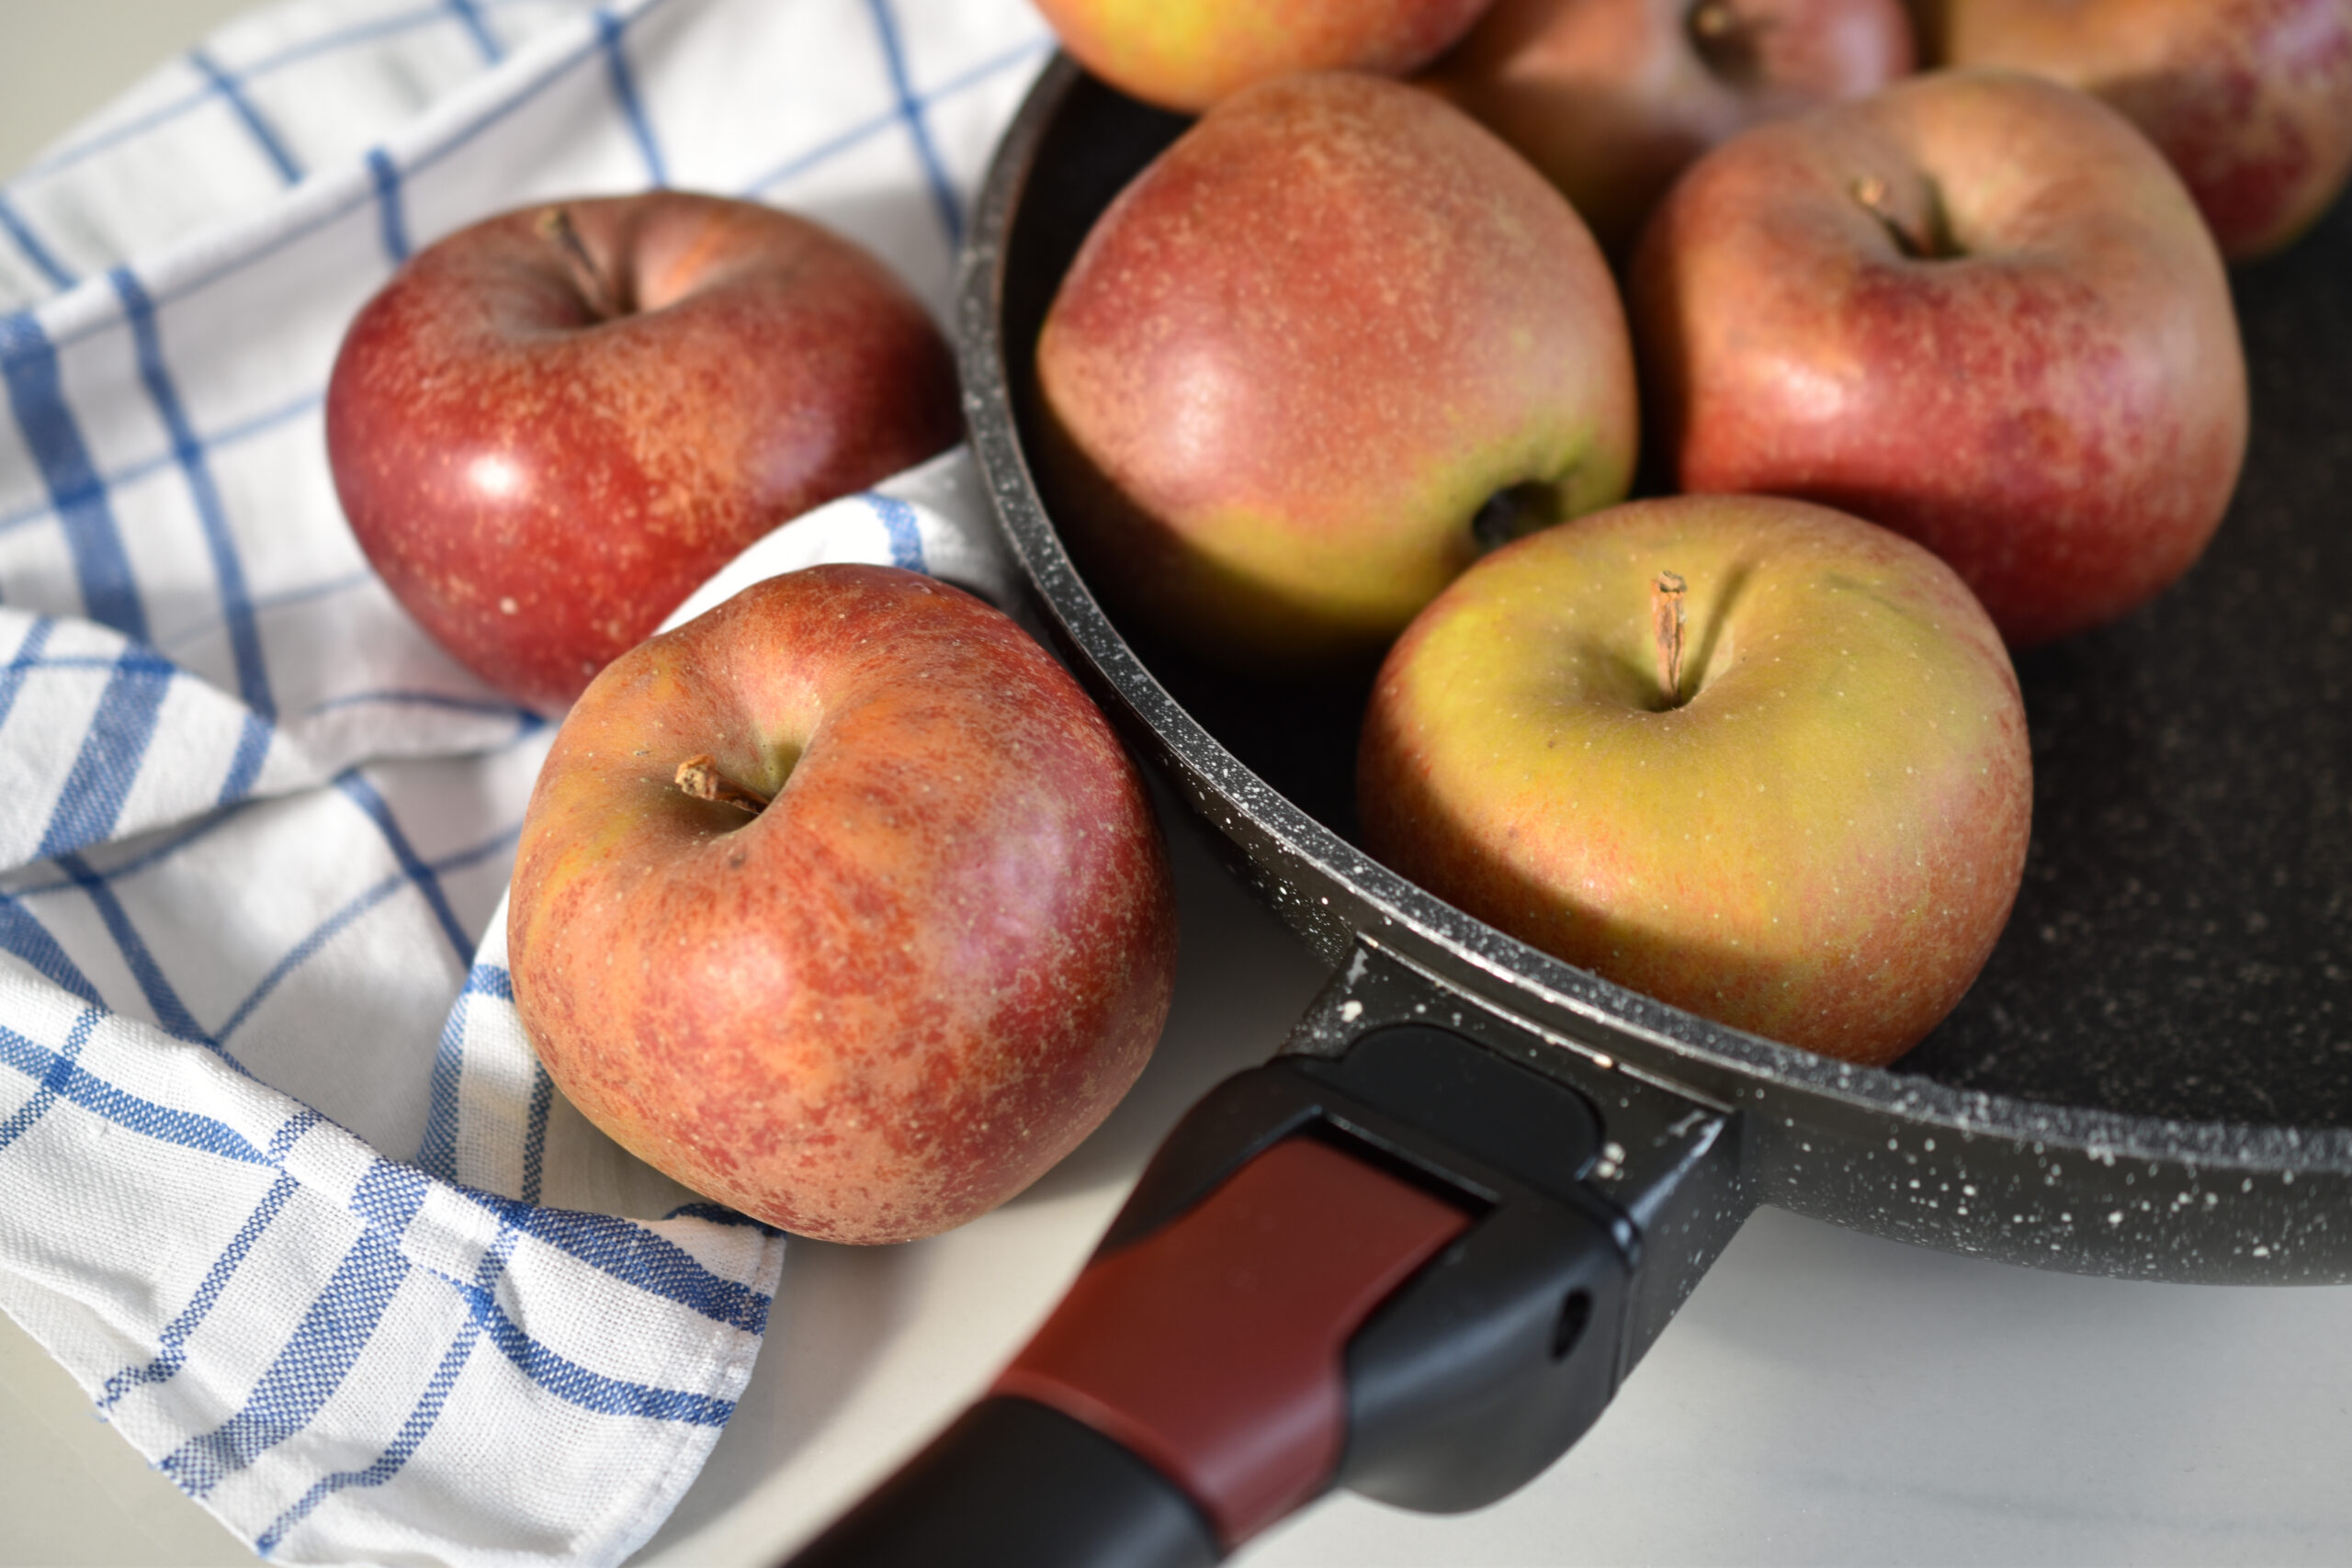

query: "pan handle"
xmin=786 ymin=971 xmax=1743 ymax=1566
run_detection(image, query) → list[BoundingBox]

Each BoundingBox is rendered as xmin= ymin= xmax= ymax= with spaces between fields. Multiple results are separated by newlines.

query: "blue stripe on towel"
xmin=738 ymin=32 xmax=1047 ymax=199
xmin=0 ymin=311 xmax=147 ymax=638
xmin=217 ymin=874 xmax=410 ymax=1047
xmin=0 ymin=193 xmax=76 ymax=291
xmin=0 ymin=894 xmax=102 ymax=1008
xmin=414 ymin=961 xmax=513 ymax=1183
xmin=254 ymin=1228 xmax=518 ymax=1552
xmin=0 ymin=1009 xmax=96 ymax=1155
xmin=334 ymin=771 xmax=474 ymax=963
xmin=100 ymin=1113 xmax=319 ymax=1407
xmin=187 ymin=47 xmax=306 ymax=186
xmin=366 ymin=149 xmax=411 ymax=265
xmin=447 ymin=0 xmax=506 ymax=64
xmin=596 ymin=9 xmax=666 ymax=186
xmin=0 ymin=391 xmax=319 ymax=541
xmin=864 ymin=492 xmax=927 ymax=571
xmin=113 ymin=268 xmax=276 ymax=722
xmin=50 ymin=852 xmax=216 ymax=1048
xmin=0 ymin=1022 xmax=271 ymax=1165
xmin=36 ymin=649 xmax=175 ymax=861
xmin=518 ymin=1063 xmax=554 ymax=1205
xmin=0 ymin=616 xmax=56 ymax=729
xmin=476 ymin=1288 xmax=735 ymax=1424
xmin=864 ymin=0 xmax=961 ymax=248
xmin=162 ymin=1167 xmax=430 ymax=1497
xmin=17 ymin=1 xmax=528 ymax=186
xmin=473 ymin=1193 xmax=772 ymax=1335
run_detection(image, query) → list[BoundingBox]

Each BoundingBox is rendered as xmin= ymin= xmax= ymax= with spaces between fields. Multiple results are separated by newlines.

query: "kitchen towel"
xmin=0 ymin=0 xmax=1048 ymax=1562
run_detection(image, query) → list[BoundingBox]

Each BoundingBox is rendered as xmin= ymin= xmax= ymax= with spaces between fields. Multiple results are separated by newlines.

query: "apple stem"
xmin=1651 ymin=570 xmax=1688 ymax=707
xmin=675 ymin=753 xmax=771 ymax=815
xmin=1687 ymin=0 xmax=1765 ymax=82
xmin=1850 ymin=175 xmax=1954 ymax=261
xmin=537 ymin=206 xmax=624 ymax=320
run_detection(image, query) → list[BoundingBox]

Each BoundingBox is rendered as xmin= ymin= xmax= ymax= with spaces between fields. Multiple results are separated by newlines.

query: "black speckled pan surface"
xmin=956 ymin=59 xmax=2352 ymax=1285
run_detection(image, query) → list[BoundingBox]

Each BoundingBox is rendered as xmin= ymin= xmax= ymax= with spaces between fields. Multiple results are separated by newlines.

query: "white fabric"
xmin=0 ymin=1 xmax=1048 ymax=1562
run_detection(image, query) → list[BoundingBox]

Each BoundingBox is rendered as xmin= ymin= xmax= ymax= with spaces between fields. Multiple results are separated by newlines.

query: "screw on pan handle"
xmin=783 ymin=1021 xmax=1717 ymax=1566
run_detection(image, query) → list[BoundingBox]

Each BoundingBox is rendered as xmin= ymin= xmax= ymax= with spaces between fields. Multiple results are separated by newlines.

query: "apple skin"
xmin=1035 ymin=71 xmax=1638 ymax=673
xmin=1420 ymin=0 xmax=1916 ymax=257
xmin=1628 ymin=68 xmax=2248 ymax=648
xmin=1035 ymin=0 xmax=1495 ymax=111
xmin=1916 ymin=0 xmax=2352 ymax=262
xmin=1359 ymin=494 xmax=2031 ymax=1066
xmin=506 ymin=565 xmax=1179 ymax=1245
xmin=326 ymin=191 xmax=961 ymax=715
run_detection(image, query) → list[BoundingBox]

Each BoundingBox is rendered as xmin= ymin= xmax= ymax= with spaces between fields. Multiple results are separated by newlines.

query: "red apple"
xmin=1035 ymin=71 xmax=1638 ymax=673
xmin=326 ymin=191 xmax=961 ymax=715
xmin=1629 ymin=68 xmax=2248 ymax=647
xmin=1420 ymin=0 xmax=1916 ymax=256
xmin=1916 ymin=0 xmax=2352 ymax=262
xmin=506 ymin=565 xmax=1179 ymax=1245
xmin=1359 ymin=493 xmax=2031 ymax=1066
xmin=1035 ymin=0 xmax=1496 ymax=111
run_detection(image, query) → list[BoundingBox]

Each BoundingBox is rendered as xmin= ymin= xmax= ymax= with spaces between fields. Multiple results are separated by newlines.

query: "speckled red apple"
xmin=507 ymin=565 xmax=1179 ymax=1245
xmin=326 ymin=191 xmax=960 ymax=714
xmin=1917 ymin=0 xmax=2352 ymax=261
xmin=1035 ymin=71 xmax=1637 ymax=673
xmin=1359 ymin=494 xmax=2031 ymax=1066
xmin=1420 ymin=0 xmax=1916 ymax=256
xmin=1035 ymin=0 xmax=1495 ymax=111
xmin=1630 ymin=68 xmax=2248 ymax=647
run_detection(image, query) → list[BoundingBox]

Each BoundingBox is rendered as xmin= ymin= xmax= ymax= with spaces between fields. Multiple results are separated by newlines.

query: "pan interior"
xmin=992 ymin=73 xmax=2352 ymax=1136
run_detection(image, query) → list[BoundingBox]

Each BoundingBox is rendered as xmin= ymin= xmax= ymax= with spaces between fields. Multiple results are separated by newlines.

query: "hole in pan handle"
xmin=783 ymin=947 xmax=1749 ymax=1567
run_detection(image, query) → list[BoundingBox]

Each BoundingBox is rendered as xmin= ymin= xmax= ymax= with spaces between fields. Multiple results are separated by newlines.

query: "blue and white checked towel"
xmin=0 ymin=1 xmax=1051 ymax=1562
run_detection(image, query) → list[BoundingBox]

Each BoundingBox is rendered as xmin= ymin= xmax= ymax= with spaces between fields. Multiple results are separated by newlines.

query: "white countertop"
xmin=5 ymin=8 xmax=2349 ymax=1565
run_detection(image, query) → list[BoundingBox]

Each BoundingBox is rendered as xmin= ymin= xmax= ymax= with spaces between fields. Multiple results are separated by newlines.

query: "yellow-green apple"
xmin=1629 ymin=68 xmax=2248 ymax=648
xmin=326 ymin=191 xmax=960 ymax=715
xmin=1358 ymin=494 xmax=2030 ymax=1066
xmin=506 ymin=565 xmax=1179 ymax=1245
xmin=1034 ymin=0 xmax=1496 ymax=111
xmin=1420 ymin=0 xmax=1916 ymax=257
xmin=1915 ymin=0 xmax=2352 ymax=261
xmin=1035 ymin=71 xmax=1638 ymax=674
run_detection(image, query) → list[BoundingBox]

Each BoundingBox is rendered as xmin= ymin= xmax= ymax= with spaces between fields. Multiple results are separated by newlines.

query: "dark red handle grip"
xmin=992 ymin=1135 xmax=1472 ymax=1548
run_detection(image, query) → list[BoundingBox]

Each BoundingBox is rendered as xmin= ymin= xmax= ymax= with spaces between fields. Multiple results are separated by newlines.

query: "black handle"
xmin=783 ymin=945 xmax=1747 ymax=1567
xmin=786 ymin=1395 xmax=1217 ymax=1568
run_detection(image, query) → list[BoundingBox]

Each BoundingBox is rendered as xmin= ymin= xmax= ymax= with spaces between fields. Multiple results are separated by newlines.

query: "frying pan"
xmin=789 ymin=56 xmax=2352 ymax=1567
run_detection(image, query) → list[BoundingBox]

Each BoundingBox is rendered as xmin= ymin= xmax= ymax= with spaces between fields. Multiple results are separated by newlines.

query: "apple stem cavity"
xmin=1472 ymin=482 xmax=1560 ymax=554
xmin=537 ymin=206 xmax=627 ymax=321
xmin=1687 ymin=0 xmax=1766 ymax=85
xmin=1651 ymin=570 xmax=1688 ymax=708
xmin=674 ymin=753 xmax=771 ymax=815
xmin=1850 ymin=175 xmax=1960 ymax=262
